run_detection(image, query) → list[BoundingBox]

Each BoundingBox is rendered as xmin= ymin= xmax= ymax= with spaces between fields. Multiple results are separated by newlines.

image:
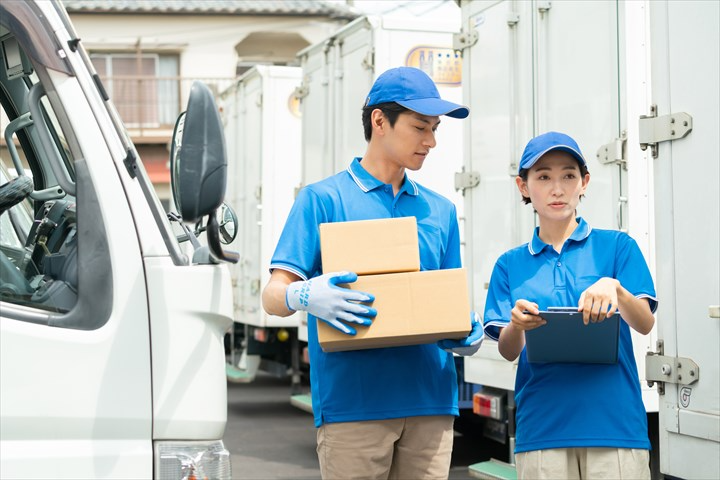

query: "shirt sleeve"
xmin=440 ymin=204 xmax=462 ymax=270
xmin=269 ymin=186 xmax=327 ymax=280
xmin=483 ymin=253 xmax=512 ymax=341
xmin=615 ymin=233 xmax=658 ymax=313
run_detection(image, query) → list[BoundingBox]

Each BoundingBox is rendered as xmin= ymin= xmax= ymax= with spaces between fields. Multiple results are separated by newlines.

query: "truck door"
xmin=647 ymin=2 xmax=720 ymax=478
xmin=0 ymin=6 xmax=152 ymax=477
xmin=461 ymin=0 xmax=632 ymax=313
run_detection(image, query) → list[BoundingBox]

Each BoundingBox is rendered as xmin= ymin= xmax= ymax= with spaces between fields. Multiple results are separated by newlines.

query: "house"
xmin=61 ymin=0 xmax=358 ymax=206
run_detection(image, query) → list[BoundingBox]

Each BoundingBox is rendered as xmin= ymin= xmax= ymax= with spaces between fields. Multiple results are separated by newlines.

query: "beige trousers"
xmin=515 ymin=447 xmax=650 ymax=480
xmin=316 ymin=415 xmax=455 ymax=480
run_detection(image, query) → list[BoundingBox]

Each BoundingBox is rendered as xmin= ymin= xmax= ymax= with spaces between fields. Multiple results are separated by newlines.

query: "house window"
xmin=91 ymin=53 xmax=179 ymax=127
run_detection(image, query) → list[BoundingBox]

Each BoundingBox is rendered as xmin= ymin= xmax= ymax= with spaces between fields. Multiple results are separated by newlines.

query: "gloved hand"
xmin=437 ymin=311 xmax=484 ymax=356
xmin=286 ymin=271 xmax=377 ymax=335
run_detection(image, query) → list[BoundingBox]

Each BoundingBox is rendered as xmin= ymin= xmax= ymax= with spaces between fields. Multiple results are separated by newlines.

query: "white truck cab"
xmin=0 ymin=1 xmax=236 ymax=478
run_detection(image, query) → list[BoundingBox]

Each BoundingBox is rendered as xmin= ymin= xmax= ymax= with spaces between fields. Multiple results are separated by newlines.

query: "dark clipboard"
xmin=524 ymin=307 xmax=620 ymax=364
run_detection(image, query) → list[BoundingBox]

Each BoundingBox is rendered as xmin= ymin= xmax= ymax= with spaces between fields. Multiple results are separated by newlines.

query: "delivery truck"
xmin=454 ymin=1 xmax=719 ymax=478
xmin=219 ymin=65 xmax=306 ymax=392
xmin=0 ymin=1 xmax=238 ymax=478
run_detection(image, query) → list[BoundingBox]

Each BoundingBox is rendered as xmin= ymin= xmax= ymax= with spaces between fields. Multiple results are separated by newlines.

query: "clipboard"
xmin=524 ymin=307 xmax=620 ymax=364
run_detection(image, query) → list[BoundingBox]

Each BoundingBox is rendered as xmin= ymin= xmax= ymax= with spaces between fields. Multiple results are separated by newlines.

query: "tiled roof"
xmin=62 ymin=0 xmax=358 ymax=19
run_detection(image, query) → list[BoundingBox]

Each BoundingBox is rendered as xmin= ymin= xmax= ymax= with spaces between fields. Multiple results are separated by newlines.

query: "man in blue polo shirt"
xmin=484 ymin=131 xmax=658 ymax=479
xmin=262 ymin=67 xmax=483 ymax=479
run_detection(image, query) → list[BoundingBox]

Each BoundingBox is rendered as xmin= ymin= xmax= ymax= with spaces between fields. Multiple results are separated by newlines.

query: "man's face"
xmin=382 ymin=111 xmax=440 ymax=171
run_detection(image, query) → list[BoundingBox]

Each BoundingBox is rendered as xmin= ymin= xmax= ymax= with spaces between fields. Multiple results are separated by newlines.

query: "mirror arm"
xmin=206 ymin=211 xmax=239 ymax=263
xmin=168 ymin=212 xmax=201 ymax=248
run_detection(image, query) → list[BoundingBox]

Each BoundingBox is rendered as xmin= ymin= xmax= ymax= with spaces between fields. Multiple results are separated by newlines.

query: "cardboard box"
xmin=317 ymin=268 xmax=471 ymax=352
xmin=320 ymin=217 xmax=420 ymax=275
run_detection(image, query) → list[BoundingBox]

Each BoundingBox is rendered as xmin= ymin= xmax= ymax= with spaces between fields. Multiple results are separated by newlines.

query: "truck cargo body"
xmin=220 ymin=65 xmax=304 ymax=385
xmin=457 ymin=1 xmax=719 ymax=478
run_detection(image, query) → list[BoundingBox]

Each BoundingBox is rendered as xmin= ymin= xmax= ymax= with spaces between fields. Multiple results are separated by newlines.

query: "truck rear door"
xmin=647 ymin=2 xmax=720 ymax=478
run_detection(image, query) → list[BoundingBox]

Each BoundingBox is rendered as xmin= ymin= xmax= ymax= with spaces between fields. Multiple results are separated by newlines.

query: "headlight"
xmin=155 ymin=440 xmax=231 ymax=480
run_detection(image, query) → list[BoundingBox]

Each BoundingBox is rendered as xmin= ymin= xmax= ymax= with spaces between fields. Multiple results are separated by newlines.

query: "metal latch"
xmin=596 ymin=132 xmax=627 ymax=166
xmin=454 ymin=168 xmax=480 ymax=193
xmin=453 ymin=29 xmax=478 ymax=52
xmin=646 ymin=340 xmax=699 ymax=395
xmin=639 ymin=104 xmax=693 ymax=158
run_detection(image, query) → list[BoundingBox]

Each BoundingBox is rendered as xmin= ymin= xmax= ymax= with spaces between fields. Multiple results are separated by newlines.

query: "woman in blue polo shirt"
xmin=484 ymin=131 xmax=658 ymax=480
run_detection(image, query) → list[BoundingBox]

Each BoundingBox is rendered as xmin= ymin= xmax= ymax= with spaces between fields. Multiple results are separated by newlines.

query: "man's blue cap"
xmin=519 ymin=131 xmax=587 ymax=173
xmin=365 ymin=67 xmax=469 ymax=119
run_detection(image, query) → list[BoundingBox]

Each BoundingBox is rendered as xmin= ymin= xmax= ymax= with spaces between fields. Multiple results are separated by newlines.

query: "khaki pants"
xmin=516 ymin=447 xmax=650 ymax=480
xmin=317 ymin=416 xmax=455 ymax=480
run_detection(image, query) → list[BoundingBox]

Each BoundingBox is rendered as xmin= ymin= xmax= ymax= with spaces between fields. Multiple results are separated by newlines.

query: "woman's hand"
xmin=578 ymin=277 xmax=620 ymax=325
xmin=498 ymin=299 xmax=546 ymax=361
xmin=510 ymin=299 xmax=547 ymax=331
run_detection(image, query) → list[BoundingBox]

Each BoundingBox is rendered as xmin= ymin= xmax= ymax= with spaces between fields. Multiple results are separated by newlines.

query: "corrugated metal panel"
xmin=61 ymin=0 xmax=358 ymax=18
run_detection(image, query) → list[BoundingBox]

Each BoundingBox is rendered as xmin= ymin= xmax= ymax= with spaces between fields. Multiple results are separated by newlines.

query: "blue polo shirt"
xmin=271 ymin=158 xmax=462 ymax=427
xmin=484 ymin=218 xmax=658 ymax=453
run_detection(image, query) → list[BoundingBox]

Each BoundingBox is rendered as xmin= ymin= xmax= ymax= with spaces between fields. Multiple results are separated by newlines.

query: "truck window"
xmin=1 ymin=43 xmax=79 ymax=315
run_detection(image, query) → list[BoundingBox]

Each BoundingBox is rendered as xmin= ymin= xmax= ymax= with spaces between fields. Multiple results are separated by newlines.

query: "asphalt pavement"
xmin=223 ymin=373 xmax=506 ymax=480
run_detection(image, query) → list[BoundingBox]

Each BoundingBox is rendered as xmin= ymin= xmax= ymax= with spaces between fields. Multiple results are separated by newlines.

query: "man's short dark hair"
xmin=362 ymin=102 xmax=409 ymax=141
xmin=518 ymin=163 xmax=590 ymax=204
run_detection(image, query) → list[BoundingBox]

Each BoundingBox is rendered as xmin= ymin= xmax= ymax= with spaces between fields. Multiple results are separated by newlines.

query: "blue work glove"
xmin=286 ymin=271 xmax=377 ymax=335
xmin=437 ymin=311 xmax=485 ymax=356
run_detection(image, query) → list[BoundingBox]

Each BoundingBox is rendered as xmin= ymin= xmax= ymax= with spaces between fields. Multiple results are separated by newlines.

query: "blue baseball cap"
xmin=365 ymin=67 xmax=469 ymax=119
xmin=519 ymin=131 xmax=587 ymax=173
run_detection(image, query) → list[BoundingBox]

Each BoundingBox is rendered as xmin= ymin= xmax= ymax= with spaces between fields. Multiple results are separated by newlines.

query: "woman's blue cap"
xmin=519 ymin=131 xmax=587 ymax=174
xmin=365 ymin=67 xmax=469 ymax=119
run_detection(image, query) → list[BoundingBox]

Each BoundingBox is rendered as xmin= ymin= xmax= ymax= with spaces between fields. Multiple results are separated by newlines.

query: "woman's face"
xmin=517 ymin=151 xmax=589 ymax=222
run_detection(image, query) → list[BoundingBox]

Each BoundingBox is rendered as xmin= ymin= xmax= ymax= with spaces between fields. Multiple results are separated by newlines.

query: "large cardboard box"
xmin=317 ymin=268 xmax=471 ymax=352
xmin=320 ymin=217 xmax=420 ymax=275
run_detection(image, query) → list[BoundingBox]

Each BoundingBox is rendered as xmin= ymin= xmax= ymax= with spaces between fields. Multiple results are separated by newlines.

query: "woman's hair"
xmin=362 ymin=102 xmax=409 ymax=141
xmin=518 ymin=161 xmax=590 ymax=205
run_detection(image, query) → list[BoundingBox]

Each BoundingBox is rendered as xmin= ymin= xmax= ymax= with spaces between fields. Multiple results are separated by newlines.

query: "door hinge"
xmin=123 ymin=148 xmax=137 ymax=179
xmin=454 ymin=168 xmax=480 ymax=193
xmin=292 ymin=82 xmax=310 ymax=100
xmin=538 ymin=1 xmax=552 ymax=15
xmin=361 ymin=50 xmax=374 ymax=70
xmin=596 ymin=132 xmax=627 ymax=167
xmin=646 ymin=340 xmax=700 ymax=395
xmin=453 ymin=29 xmax=478 ymax=52
xmin=639 ymin=104 xmax=693 ymax=158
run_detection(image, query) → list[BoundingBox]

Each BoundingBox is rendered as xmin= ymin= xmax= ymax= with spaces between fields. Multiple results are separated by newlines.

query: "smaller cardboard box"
xmin=317 ymin=268 xmax=470 ymax=352
xmin=320 ymin=217 xmax=420 ymax=275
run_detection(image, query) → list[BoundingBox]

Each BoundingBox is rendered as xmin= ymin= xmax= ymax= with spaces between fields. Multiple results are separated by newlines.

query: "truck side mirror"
xmin=217 ymin=203 xmax=238 ymax=244
xmin=170 ymin=81 xmax=226 ymax=222
xmin=170 ymin=81 xmax=238 ymax=263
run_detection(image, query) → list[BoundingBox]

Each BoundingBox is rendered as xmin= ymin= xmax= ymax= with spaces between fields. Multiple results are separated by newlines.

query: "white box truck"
xmin=219 ymin=65 xmax=305 ymax=390
xmin=455 ymin=1 xmax=719 ymax=478
xmin=0 ymin=1 xmax=238 ymax=478
xmin=293 ymin=14 xmax=471 ymax=411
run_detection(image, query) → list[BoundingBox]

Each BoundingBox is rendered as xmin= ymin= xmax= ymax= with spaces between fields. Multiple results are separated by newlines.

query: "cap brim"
xmin=397 ymin=98 xmax=469 ymax=119
xmin=520 ymin=145 xmax=586 ymax=172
